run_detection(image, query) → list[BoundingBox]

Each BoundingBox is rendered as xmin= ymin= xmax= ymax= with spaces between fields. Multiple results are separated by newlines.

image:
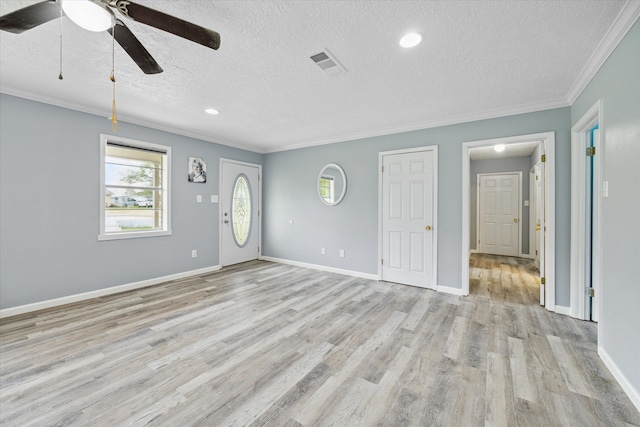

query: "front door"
xmin=381 ymin=148 xmax=436 ymax=289
xmin=478 ymin=172 xmax=520 ymax=257
xmin=220 ymin=159 xmax=260 ymax=266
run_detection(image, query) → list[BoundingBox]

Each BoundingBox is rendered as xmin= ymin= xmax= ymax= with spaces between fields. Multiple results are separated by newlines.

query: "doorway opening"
xmin=462 ymin=132 xmax=556 ymax=311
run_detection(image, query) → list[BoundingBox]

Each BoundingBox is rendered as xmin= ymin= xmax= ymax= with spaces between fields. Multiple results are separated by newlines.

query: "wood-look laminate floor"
xmin=1 ymin=256 xmax=639 ymax=426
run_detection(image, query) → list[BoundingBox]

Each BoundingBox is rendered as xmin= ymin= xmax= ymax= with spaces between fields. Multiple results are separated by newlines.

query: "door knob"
xmin=425 ymin=225 xmax=431 ymax=231
xmin=513 ymin=218 xmax=518 ymax=223
xmin=224 ymin=220 xmax=229 ymax=224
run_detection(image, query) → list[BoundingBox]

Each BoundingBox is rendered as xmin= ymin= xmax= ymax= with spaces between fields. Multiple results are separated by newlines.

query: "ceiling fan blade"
xmin=107 ymin=19 xmax=163 ymax=74
xmin=114 ymin=0 xmax=220 ymax=50
xmin=0 ymin=0 xmax=60 ymax=34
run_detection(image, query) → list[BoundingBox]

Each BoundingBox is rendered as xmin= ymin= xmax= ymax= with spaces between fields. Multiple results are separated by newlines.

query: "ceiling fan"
xmin=0 ymin=0 xmax=221 ymax=74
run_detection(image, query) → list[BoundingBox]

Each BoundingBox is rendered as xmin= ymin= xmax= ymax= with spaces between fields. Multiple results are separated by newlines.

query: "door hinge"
xmin=541 ymin=277 xmax=545 ymax=285
xmin=381 ymin=166 xmax=384 ymax=173
xmin=536 ymin=175 xmax=539 ymax=181
xmin=541 ymin=154 xmax=546 ymax=162
xmin=586 ymin=147 xmax=596 ymax=156
xmin=535 ymin=249 xmax=538 ymax=256
xmin=587 ymin=287 xmax=595 ymax=297
xmin=258 ymin=210 xmax=260 ymax=216
xmin=381 ymin=259 xmax=384 ymax=265
xmin=258 ymin=174 xmax=261 ymax=181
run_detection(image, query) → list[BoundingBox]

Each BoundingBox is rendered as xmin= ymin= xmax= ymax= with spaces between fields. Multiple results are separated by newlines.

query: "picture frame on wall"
xmin=188 ymin=157 xmax=207 ymax=183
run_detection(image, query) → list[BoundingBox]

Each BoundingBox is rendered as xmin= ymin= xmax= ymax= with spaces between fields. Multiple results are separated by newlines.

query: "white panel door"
xmin=381 ymin=150 xmax=435 ymax=289
xmin=221 ymin=160 xmax=260 ymax=266
xmin=478 ymin=173 xmax=520 ymax=257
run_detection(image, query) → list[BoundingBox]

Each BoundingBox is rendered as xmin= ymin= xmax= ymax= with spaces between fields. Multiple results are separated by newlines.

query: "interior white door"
xmin=537 ymin=160 xmax=546 ymax=306
xmin=478 ymin=173 xmax=520 ymax=257
xmin=534 ymin=164 xmax=541 ymax=270
xmin=588 ymin=127 xmax=599 ymax=322
xmin=221 ymin=160 xmax=260 ymax=266
xmin=381 ymin=150 xmax=435 ymax=289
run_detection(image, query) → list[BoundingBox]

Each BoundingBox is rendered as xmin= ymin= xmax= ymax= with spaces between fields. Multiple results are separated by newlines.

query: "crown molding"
xmin=0 ymin=88 xmax=267 ymax=154
xmin=565 ymin=0 xmax=640 ymax=104
xmin=264 ymin=98 xmax=569 ymax=153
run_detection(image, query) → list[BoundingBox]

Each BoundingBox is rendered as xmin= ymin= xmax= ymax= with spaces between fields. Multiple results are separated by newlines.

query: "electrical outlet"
xmin=321 ymin=248 xmax=325 ymax=255
xmin=339 ymin=249 xmax=345 ymax=258
xmin=191 ymin=250 xmax=197 ymax=258
xmin=211 ymin=195 xmax=218 ymax=203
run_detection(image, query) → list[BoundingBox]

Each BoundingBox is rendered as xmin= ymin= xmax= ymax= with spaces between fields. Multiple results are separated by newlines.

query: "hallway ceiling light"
xmin=399 ymin=32 xmax=422 ymax=48
xmin=494 ymin=144 xmax=506 ymax=152
xmin=205 ymin=108 xmax=219 ymax=115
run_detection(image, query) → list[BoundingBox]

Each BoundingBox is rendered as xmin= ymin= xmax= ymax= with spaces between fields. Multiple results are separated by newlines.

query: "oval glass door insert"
xmin=231 ymin=174 xmax=252 ymax=247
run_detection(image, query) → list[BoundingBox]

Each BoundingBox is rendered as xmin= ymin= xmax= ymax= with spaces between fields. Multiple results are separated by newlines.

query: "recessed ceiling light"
xmin=205 ymin=108 xmax=219 ymax=115
xmin=399 ymin=32 xmax=422 ymax=48
xmin=494 ymin=144 xmax=506 ymax=152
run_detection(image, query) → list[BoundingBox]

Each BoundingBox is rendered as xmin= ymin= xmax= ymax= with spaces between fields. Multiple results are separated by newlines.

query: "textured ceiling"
xmin=0 ymin=1 xmax=635 ymax=153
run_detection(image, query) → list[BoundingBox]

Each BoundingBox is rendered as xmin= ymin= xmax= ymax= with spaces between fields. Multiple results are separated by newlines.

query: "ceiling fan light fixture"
xmin=61 ymin=0 xmax=115 ymax=32
xmin=494 ymin=144 xmax=506 ymax=152
xmin=399 ymin=32 xmax=422 ymax=48
xmin=205 ymin=108 xmax=219 ymax=115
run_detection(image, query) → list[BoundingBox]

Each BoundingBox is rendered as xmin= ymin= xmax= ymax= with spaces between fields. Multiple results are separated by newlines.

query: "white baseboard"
xmin=599 ymin=346 xmax=640 ymax=413
xmin=436 ymin=284 xmax=466 ymax=296
xmin=0 ymin=265 xmax=221 ymax=319
xmin=554 ymin=305 xmax=571 ymax=316
xmin=260 ymin=256 xmax=378 ymax=281
xmin=469 ymin=249 xmax=479 ymax=254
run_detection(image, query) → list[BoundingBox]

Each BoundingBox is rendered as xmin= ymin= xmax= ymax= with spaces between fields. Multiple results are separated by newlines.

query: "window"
xmin=231 ymin=174 xmax=252 ymax=246
xmin=319 ymin=175 xmax=335 ymax=204
xmin=99 ymin=134 xmax=171 ymax=240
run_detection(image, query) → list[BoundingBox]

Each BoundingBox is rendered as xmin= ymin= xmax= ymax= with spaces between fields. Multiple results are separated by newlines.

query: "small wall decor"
xmin=188 ymin=157 xmax=207 ymax=183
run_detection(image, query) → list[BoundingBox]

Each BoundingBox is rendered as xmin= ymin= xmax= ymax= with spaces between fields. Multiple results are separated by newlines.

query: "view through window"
xmin=100 ymin=136 xmax=171 ymax=240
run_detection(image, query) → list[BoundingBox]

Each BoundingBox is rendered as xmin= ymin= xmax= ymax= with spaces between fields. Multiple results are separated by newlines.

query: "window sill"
xmin=98 ymin=230 xmax=172 ymax=241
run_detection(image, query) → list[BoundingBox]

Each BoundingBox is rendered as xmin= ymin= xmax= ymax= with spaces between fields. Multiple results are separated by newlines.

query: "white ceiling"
xmin=469 ymin=141 xmax=540 ymax=161
xmin=0 ymin=1 xmax=636 ymax=153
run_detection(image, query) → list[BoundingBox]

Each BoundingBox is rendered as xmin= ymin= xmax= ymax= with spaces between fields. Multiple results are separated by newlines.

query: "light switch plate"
xmin=196 ymin=195 xmax=202 ymax=203
xmin=211 ymin=195 xmax=219 ymax=203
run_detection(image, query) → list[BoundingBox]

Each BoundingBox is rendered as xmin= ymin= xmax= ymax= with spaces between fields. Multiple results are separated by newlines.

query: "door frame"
xmin=462 ymin=132 xmax=556 ymax=311
xmin=476 ymin=171 xmax=523 ymax=257
xmin=377 ymin=145 xmax=438 ymax=288
xmin=570 ymin=99 xmax=603 ymax=321
xmin=529 ymin=166 xmax=536 ymax=261
xmin=219 ymin=158 xmax=263 ymax=267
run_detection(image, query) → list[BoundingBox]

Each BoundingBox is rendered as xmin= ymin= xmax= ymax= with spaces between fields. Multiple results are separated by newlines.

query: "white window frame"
xmin=99 ymin=134 xmax=172 ymax=241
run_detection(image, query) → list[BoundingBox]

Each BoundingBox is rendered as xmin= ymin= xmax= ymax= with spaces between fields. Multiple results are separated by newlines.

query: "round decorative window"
xmin=231 ymin=174 xmax=252 ymax=247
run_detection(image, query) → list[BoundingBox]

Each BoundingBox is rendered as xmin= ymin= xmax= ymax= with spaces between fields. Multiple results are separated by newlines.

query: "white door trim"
xmin=462 ymin=132 xmax=556 ymax=311
xmin=378 ymin=145 xmax=438 ymax=288
xmin=528 ymin=167 xmax=536 ymax=260
xmin=219 ymin=158 xmax=263 ymax=267
xmin=476 ymin=171 xmax=522 ymax=257
xmin=570 ymin=99 xmax=603 ymax=322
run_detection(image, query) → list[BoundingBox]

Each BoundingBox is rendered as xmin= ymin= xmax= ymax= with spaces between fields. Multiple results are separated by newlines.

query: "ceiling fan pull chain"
xmin=110 ymin=23 xmax=118 ymax=132
xmin=58 ymin=6 xmax=63 ymax=80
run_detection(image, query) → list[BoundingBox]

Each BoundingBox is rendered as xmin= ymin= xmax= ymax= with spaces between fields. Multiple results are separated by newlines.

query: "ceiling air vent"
xmin=310 ymin=50 xmax=346 ymax=75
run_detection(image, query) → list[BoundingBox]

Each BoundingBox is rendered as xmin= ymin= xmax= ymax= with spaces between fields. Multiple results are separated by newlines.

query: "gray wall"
xmin=0 ymin=94 xmax=262 ymax=309
xmin=470 ymin=156 xmax=532 ymax=254
xmin=263 ymin=107 xmax=572 ymax=305
xmin=571 ymin=20 xmax=640 ymax=402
